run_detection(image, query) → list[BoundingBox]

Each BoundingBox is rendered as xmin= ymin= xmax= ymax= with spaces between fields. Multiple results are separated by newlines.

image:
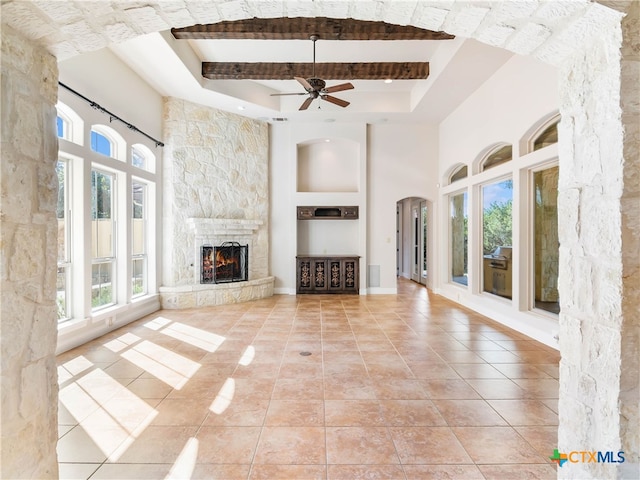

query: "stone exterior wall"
xmin=0 ymin=25 xmax=59 ymax=479
xmin=162 ymin=97 xmax=269 ymax=287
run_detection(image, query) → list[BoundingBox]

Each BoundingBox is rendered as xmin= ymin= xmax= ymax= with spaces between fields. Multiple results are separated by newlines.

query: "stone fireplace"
xmin=159 ymin=98 xmax=274 ymax=309
xmin=159 ymin=218 xmax=273 ymax=308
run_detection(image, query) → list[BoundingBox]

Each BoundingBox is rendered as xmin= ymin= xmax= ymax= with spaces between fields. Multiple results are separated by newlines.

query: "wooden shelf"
xmin=297 ymin=206 xmax=358 ymax=220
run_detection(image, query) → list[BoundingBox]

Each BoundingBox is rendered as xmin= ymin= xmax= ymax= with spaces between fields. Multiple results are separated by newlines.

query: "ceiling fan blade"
xmin=270 ymin=92 xmax=308 ymax=96
xmin=322 ymin=95 xmax=350 ymax=108
xmin=295 ymin=76 xmax=313 ymax=91
xmin=299 ymin=97 xmax=314 ymax=110
xmin=323 ymin=82 xmax=354 ymax=94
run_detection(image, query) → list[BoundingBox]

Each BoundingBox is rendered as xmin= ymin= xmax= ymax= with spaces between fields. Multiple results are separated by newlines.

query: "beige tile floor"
xmin=57 ymin=278 xmax=560 ymax=479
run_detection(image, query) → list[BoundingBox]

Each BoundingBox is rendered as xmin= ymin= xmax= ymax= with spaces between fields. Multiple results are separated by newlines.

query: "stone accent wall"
xmin=618 ymin=1 xmax=640 ymax=476
xmin=557 ymin=2 xmax=639 ymax=478
xmin=0 ymin=25 xmax=59 ymax=479
xmin=161 ymin=97 xmax=269 ymax=287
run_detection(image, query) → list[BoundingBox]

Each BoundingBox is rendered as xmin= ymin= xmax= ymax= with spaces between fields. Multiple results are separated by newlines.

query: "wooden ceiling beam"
xmin=202 ymin=62 xmax=430 ymax=80
xmin=173 ymin=17 xmax=454 ymax=41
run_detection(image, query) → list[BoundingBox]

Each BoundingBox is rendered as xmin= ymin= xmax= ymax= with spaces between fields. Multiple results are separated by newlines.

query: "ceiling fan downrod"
xmin=310 ymin=34 xmax=318 ymax=78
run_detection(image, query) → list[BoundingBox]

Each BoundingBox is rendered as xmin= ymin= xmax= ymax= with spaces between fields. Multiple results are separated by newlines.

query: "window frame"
xmin=131 ymin=179 xmax=148 ymax=298
xmin=56 ymin=158 xmax=72 ymax=322
xmin=479 ymin=144 xmax=513 ymax=172
xmin=480 ymin=175 xmax=514 ymax=301
xmin=449 ymin=188 xmax=469 ymax=287
xmin=528 ymin=160 xmax=560 ymax=317
xmin=90 ymin=167 xmax=117 ymax=311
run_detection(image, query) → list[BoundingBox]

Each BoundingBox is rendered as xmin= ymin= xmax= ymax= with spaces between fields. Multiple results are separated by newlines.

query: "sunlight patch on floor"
xmin=121 ymin=340 xmax=201 ymax=389
xmin=165 ymin=437 xmax=199 ymax=480
xmin=210 ymin=377 xmax=235 ymax=415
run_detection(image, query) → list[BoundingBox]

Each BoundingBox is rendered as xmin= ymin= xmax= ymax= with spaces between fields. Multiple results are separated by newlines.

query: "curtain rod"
xmin=58 ymin=81 xmax=164 ymax=148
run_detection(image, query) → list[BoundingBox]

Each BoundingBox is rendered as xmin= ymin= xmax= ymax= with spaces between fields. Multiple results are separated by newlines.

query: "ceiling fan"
xmin=271 ymin=35 xmax=354 ymax=110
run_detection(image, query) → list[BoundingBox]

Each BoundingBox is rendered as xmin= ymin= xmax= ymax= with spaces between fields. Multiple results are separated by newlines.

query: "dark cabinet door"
xmin=297 ymin=256 xmax=358 ymax=294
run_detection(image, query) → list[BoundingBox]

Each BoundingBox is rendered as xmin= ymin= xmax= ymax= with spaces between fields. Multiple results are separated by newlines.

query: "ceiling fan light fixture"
xmin=270 ymin=35 xmax=354 ymax=111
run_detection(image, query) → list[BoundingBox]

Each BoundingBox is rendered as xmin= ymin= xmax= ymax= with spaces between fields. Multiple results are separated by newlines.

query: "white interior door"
xmin=411 ymin=205 xmax=420 ymax=282
xmin=396 ymin=203 xmax=402 ymax=277
xmin=420 ymin=200 xmax=427 ymax=285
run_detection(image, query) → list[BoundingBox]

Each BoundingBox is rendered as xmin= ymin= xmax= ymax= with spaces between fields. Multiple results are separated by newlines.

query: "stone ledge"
xmin=187 ymin=218 xmax=263 ymax=237
xmin=159 ymin=276 xmax=274 ymax=309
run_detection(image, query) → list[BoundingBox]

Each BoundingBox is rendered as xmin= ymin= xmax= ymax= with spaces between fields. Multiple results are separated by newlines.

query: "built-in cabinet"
xmin=296 ymin=255 xmax=359 ymax=294
xmin=296 ymin=204 xmax=360 ymax=294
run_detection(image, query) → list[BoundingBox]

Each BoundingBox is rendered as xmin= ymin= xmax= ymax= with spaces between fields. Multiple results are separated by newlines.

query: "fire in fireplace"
xmin=201 ymin=242 xmax=248 ymax=284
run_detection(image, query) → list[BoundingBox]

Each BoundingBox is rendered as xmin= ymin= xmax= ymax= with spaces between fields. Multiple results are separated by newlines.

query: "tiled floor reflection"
xmin=57 ymin=279 xmax=559 ymax=480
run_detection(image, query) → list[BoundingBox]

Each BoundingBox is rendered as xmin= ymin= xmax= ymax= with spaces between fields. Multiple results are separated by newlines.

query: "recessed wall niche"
xmin=297 ymin=139 xmax=360 ymax=192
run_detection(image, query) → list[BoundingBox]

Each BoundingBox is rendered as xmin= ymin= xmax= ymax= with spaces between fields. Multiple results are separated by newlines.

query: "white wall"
xmin=368 ymin=123 xmax=439 ymax=292
xmin=270 ymin=121 xmax=437 ymax=294
xmin=270 ymin=122 xmax=367 ymax=294
xmin=437 ymin=54 xmax=560 ymax=347
xmin=59 ymin=48 xmax=163 ymax=140
xmin=439 ymin=54 xmax=558 ymax=174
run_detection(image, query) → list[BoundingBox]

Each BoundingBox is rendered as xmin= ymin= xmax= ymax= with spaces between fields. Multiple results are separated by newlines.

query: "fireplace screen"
xmin=201 ymin=242 xmax=248 ymax=284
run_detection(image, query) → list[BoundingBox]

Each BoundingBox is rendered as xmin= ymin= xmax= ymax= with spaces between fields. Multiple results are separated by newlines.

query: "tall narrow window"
xmin=91 ymin=169 xmax=116 ymax=309
xmin=482 ymin=179 xmax=513 ymax=299
xmin=450 ymin=191 xmax=468 ymax=286
xmin=57 ymin=160 xmax=71 ymax=321
xmin=132 ymin=181 xmax=147 ymax=298
xmin=533 ymin=166 xmax=559 ymax=314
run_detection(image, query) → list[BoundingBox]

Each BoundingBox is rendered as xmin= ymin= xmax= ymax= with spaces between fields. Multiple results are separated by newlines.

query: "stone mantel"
xmin=187 ymin=218 xmax=263 ymax=238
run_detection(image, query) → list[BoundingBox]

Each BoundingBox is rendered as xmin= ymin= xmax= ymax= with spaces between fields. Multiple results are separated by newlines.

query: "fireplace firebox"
xmin=201 ymin=242 xmax=248 ymax=284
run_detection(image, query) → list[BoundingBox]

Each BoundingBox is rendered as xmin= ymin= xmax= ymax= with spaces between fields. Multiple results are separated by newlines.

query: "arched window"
xmin=131 ymin=143 xmax=156 ymax=172
xmin=520 ymin=112 xmax=560 ymax=155
xmin=90 ymin=125 xmax=126 ymax=161
xmin=449 ymin=165 xmax=468 ymax=184
xmin=56 ymin=102 xmax=83 ymax=145
xmin=480 ymin=144 xmax=512 ymax=172
xmin=91 ymin=130 xmax=112 ymax=156
xmin=57 ymin=115 xmax=69 ymax=140
xmin=533 ymin=121 xmax=558 ymax=151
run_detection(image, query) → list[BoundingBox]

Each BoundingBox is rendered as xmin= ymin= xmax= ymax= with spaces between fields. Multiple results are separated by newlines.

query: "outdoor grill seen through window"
xmin=201 ymin=242 xmax=248 ymax=284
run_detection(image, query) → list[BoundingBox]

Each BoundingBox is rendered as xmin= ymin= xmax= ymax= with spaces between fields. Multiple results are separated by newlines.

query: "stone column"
xmin=557 ymin=2 xmax=639 ymax=478
xmin=618 ymin=0 xmax=640 ymax=477
xmin=0 ymin=26 xmax=60 ymax=479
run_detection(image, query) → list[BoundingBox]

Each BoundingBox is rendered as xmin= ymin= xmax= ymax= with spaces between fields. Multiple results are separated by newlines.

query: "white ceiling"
xmin=110 ymin=30 xmax=514 ymax=124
